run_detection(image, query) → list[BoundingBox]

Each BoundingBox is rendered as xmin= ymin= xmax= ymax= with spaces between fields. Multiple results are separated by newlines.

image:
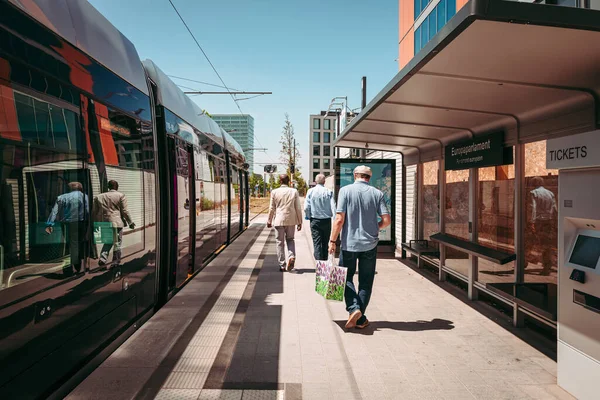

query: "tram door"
xmin=168 ymin=137 xmax=195 ymax=290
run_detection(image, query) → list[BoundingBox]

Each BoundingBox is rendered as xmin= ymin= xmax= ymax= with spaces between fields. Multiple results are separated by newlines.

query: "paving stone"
xmin=154 ymin=389 xmax=202 ymax=400
xmin=199 ymin=389 xmax=243 ymax=400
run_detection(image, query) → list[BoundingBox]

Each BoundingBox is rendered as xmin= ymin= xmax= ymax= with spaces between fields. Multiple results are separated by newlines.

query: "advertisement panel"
xmin=335 ymin=159 xmax=395 ymax=244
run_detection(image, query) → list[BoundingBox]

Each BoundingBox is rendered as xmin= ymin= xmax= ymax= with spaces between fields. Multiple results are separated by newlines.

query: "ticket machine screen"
xmin=569 ymin=235 xmax=600 ymax=269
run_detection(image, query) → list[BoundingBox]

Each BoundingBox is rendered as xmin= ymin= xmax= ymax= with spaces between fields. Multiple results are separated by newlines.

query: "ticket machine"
xmin=549 ymin=131 xmax=600 ymax=400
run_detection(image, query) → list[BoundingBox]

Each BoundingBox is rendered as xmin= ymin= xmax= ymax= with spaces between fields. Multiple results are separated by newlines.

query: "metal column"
xmin=468 ymin=167 xmax=479 ymax=300
xmin=417 ymin=162 xmax=424 ymax=241
xmin=438 ymin=159 xmax=447 ymax=281
xmin=513 ymin=142 xmax=526 ymax=327
xmin=401 ymin=159 xmax=407 ymax=259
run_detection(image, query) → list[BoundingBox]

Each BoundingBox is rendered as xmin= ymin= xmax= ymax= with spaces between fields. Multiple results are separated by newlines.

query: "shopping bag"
xmin=315 ymin=255 xmax=347 ymax=302
xmin=93 ymin=222 xmax=114 ymax=244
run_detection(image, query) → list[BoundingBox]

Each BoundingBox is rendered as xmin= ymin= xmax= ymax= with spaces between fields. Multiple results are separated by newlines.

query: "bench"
xmin=401 ymin=240 xmax=440 ymax=268
xmin=429 ymin=233 xmax=516 ymax=265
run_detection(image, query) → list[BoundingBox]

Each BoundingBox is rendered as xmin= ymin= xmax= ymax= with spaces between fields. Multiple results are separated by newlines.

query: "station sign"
xmin=547 ymin=130 xmax=600 ymax=170
xmin=445 ymin=131 xmax=512 ymax=171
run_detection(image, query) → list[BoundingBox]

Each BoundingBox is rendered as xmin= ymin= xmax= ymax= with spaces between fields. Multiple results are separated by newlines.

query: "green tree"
xmin=249 ymin=173 xmax=265 ymax=197
xmin=279 ymin=113 xmax=300 ymax=179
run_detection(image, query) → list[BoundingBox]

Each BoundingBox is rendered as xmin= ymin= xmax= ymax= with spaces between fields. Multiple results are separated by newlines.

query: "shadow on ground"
xmin=334 ymin=318 xmax=455 ymax=335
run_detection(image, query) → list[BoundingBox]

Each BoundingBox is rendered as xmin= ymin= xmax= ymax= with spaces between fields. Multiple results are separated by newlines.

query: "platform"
xmin=67 ymin=215 xmax=574 ymax=400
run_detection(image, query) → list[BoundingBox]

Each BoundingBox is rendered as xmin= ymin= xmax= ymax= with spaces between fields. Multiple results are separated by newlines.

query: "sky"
xmin=89 ymin=0 xmax=399 ymax=177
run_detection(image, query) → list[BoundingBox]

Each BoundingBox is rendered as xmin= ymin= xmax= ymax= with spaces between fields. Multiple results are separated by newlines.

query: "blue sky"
xmin=89 ymin=0 xmax=399 ymax=176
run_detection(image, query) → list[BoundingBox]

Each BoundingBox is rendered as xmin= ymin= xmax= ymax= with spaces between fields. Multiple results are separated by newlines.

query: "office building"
xmin=334 ymin=1 xmax=600 ymax=398
xmin=309 ymin=112 xmax=337 ymax=182
xmin=212 ymin=114 xmax=255 ymax=172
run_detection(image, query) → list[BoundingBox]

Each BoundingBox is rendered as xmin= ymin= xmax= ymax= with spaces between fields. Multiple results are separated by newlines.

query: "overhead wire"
xmin=167 ymin=0 xmax=277 ymax=166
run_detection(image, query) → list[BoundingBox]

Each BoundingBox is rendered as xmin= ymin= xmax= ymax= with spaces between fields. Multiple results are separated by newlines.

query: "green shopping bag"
xmin=93 ymin=222 xmax=114 ymax=244
xmin=315 ymin=255 xmax=347 ymax=301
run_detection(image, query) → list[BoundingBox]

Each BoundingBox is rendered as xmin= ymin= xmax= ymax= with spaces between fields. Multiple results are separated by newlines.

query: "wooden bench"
xmin=401 ymin=240 xmax=440 ymax=268
xmin=429 ymin=233 xmax=516 ymax=265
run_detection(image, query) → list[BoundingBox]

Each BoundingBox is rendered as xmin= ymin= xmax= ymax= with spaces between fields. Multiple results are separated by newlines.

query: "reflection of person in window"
xmin=93 ymin=180 xmax=135 ymax=267
xmin=527 ymin=176 xmax=557 ymax=275
xmin=45 ymin=182 xmax=89 ymax=275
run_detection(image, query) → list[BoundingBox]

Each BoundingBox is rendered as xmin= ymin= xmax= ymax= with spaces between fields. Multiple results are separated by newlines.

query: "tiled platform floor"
xmin=68 ymin=215 xmax=574 ymax=400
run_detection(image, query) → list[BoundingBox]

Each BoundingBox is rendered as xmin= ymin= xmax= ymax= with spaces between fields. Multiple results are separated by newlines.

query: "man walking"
xmin=527 ymin=176 xmax=557 ymax=275
xmin=46 ymin=181 xmax=89 ymax=275
xmin=329 ymin=166 xmax=391 ymax=329
xmin=304 ymin=174 xmax=335 ymax=261
xmin=93 ymin=180 xmax=135 ymax=267
xmin=267 ymin=174 xmax=302 ymax=272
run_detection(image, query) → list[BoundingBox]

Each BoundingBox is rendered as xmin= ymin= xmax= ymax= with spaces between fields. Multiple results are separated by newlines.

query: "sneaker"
xmin=345 ymin=310 xmax=362 ymax=329
xmin=356 ymin=318 xmax=370 ymax=329
xmin=279 ymin=266 xmax=286 ymax=272
xmin=287 ymin=257 xmax=295 ymax=271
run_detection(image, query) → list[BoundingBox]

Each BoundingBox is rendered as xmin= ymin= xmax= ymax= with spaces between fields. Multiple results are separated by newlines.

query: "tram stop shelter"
xmin=335 ymin=0 xmax=600 ymax=330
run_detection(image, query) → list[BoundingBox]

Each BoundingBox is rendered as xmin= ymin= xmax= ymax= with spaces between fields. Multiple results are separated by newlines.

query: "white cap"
xmin=353 ymin=165 xmax=372 ymax=177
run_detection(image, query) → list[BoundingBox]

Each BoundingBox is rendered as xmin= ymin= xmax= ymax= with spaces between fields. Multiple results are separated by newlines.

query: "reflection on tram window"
xmin=0 ymin=85 xmax=88 ymax=292
xmin=86 ymin=101 xmax=145 ymax=268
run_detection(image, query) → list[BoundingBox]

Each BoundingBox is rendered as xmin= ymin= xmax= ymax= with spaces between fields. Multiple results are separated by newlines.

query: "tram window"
xmin=0 ymin=86 xmax=89 ymax=294
xmin=87 ymin=103 xmax=145 ymax=269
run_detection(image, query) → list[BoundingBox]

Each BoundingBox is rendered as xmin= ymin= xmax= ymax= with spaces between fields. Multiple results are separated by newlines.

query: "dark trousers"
xmin=342 ymin=247 xmax=377 ymax=317
xmin=63 ymin=221 xmax=86 ymax=274
xmin=310 ymin=218 xmax=331 ymax=261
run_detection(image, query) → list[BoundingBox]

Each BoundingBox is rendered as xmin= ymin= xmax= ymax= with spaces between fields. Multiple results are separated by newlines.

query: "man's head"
xmin=68 ymin=182 xmax=83 ymax=192
xmin=108 ymin=180 xmax=119 ymax=190
xmin=279 ymin=174 xmax=290 ymax=186
xmin=315 ymin=174 xmax=326 ymax=185
xmin=353 ymin=165 xmax=372 ymax=182
xmin=531 ymin=176 xmax=544 ymax=188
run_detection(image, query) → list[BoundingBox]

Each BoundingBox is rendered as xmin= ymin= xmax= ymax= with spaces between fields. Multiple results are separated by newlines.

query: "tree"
xmin=279 ymin=113 xmax=300 ymax=179
xmin=292 ymin=171 xmax=308 ymax=196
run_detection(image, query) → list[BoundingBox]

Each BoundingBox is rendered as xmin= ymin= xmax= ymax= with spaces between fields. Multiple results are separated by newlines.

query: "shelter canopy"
xmin=335 ymin=0 xmax=600 ymax=165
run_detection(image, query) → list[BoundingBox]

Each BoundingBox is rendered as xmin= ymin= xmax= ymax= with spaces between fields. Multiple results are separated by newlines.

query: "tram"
xmin=0 ymin=1 xmax=250 ymax=398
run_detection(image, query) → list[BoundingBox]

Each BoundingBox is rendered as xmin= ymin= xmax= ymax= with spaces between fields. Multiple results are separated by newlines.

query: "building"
xmin=212 ymin=114 xmax=255 ymax=172
xmin=309 ymin=112 xmax=337 ymax=182
xmin=335 ymin=1 xmax=600 ymax=398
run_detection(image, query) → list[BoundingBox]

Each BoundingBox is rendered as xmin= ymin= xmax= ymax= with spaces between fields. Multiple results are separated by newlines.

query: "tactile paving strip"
xmin=154 ymin=388 xmax=202 ymax=400
xmin=161 ymin=229 xmax=271 ymax=390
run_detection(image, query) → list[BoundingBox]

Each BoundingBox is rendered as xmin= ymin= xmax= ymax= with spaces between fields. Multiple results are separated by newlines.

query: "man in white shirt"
xmin=267 ymin=174 xmax=302 ymax=272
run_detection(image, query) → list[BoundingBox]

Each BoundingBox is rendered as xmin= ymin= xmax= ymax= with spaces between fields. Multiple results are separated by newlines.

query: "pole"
xmin=360 ymin=77 xmax=367 ymax=158
xmin=263 ymin=172 xmax=267 ymax=198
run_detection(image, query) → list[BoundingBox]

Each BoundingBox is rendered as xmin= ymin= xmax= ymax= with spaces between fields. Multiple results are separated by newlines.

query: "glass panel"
xmin=447 ymin=0 xmax=456 ymax=19
xmin=313 ymin=158 xmax=320 ymax=169
xmin=421 ymin=17 xmax=429 ymax=46
xmin=323 ymin=146 xmax=331 ymax=157
xmin=324 ymin=132 xmax=330 ymax=143
xmin=444 ymin=170 xmax=469 ymax=276
xmin=429 ymin=8 xmax=437 ymax=40
xmin=415 ymin=0 xmax=421 ymax=19
xmin=525 ymin=141 xmax=558 ymax=284
xmin=477 ymin=161 xmax=515 ymax=284
xmin=230 ymin=166 xmax=241 ymax=235
xmin=422 ymin=161 xmax=439 ymax=240
xmin=313 ymin=119 xmax=320 ymax=129
xmin=324 ymin=119 xmax=331 ymax=130
xmin=0 ymin=87 xmax=89 ymax=289
xmin=415 ymin=26 xmax=422 ymax=54
xmin=313 ymin=145 xmax=320 ymax=156
xmin=195 ymin=152 xmax=220 ymax=264
xmin=437 ymin=0 xmax=447 ymax=29
xmin=313 ymin=172 xmax=318 ymax=182
xmin=214 ymin=157 xmax=228 ymax=245
xmin=323 ymin=158 xmax=330 ymax=170
xmin=313 ymin=132 xmax=320 ymax=143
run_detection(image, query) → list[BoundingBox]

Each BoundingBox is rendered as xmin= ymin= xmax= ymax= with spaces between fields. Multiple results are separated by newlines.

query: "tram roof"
xmin=142 ymin=59 xmax=225 ymax=145
xmin=334 ymin=0 xmax=600 ymax=166
xmin=7 ymin=0 xmax=149 ymax=96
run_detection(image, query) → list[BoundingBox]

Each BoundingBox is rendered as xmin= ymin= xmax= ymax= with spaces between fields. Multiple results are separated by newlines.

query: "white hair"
xmin=315 ymin=174 xmax=326 ymax=184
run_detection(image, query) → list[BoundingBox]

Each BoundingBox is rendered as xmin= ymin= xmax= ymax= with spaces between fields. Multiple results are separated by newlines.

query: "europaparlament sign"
xmin=445 ymin=132 xmax=512 ymax=171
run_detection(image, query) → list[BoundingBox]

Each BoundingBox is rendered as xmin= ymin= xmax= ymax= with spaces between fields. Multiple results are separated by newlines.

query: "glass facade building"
xmin=212 ymin=115 xmax=255 ymax=172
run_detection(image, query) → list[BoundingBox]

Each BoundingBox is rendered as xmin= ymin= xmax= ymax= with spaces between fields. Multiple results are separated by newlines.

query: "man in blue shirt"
xmin=46 ymin=181 xmax=89 ymax=275
xmin=304 ymin=174 xmax=335 ymax=260
xmin=329 ymin=165 xmax=391 ymax=329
